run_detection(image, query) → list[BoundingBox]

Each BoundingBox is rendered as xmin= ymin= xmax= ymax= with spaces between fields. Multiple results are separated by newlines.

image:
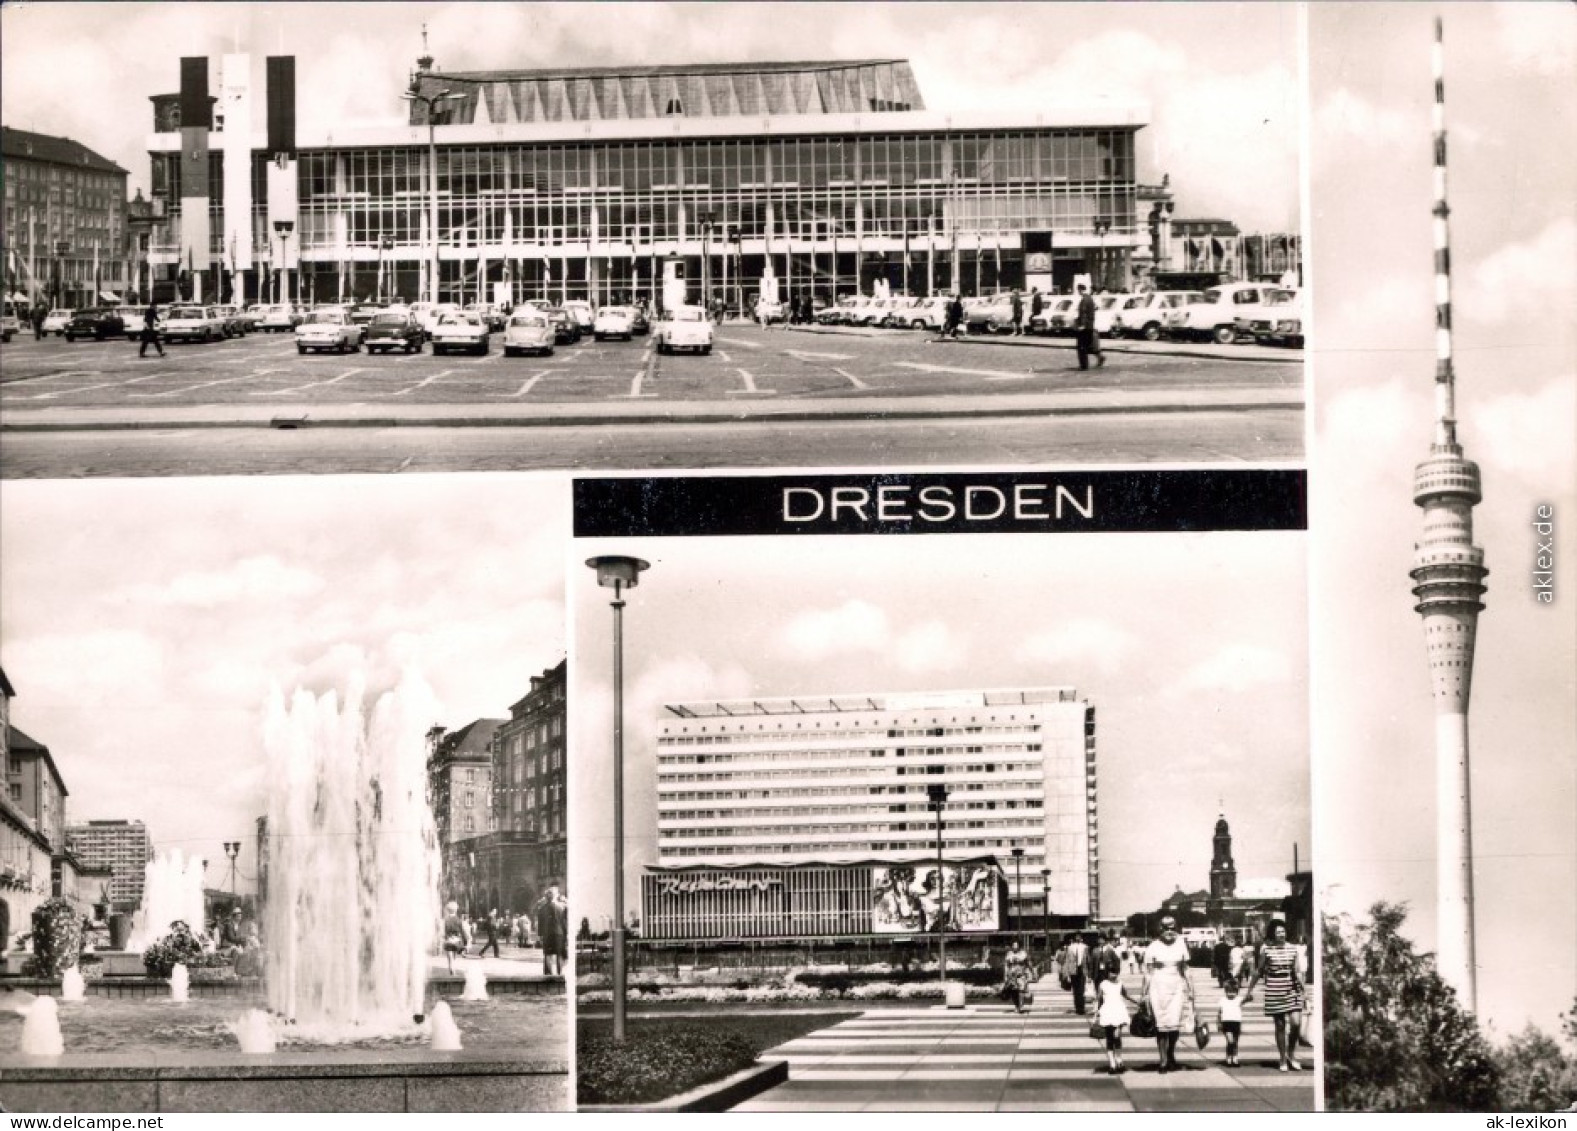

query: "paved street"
xmin=0 ymin=323 xmax=1303 ymax=475
xmin=735 ymin=973 xmax=1315 ymax=1113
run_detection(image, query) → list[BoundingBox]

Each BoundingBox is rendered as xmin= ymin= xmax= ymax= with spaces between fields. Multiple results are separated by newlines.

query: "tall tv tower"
xmin=1408 ymin=16 xmax=1488 ymax=1013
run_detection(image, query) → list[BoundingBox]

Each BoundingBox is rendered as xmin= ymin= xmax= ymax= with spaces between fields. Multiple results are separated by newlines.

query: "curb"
xmin=578 ymin=1058 xmax=789 ymax=1113
xmin=0 ymin=398 xmax=1302 ymax=434
xmin=784 ymin=324 xmax=1302 ymax=364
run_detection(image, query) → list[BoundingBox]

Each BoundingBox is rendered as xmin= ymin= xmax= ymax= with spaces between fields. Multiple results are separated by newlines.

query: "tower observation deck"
xmin=1408 ymin=18 xmax=1486 ymax=1013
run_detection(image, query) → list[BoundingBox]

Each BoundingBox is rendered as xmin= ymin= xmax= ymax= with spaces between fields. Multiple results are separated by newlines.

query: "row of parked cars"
xmin=813 ymin=283 xmax=1303 ymax=347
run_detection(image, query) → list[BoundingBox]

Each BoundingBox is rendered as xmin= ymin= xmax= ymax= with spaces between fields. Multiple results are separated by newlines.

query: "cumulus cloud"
xmin=1474 ymin=376 xmax=1577 ymax=486
xmin=778 ymin=600 xmax=890 ymax=660
xmin=1496 ymin=5 xmax=1577 ymax=77
xmin=1171 ymin=643 xmax=1294 ymax=695
xmin=12 ymin=629 xmax=165 ymax=705
xmin=1015 ymin=619 xmax=1138 ymax=675
xmin=1317 ymin=378 xmax=1421 ymax=490
xmin=1460 ymin=217 xmax=1577 ymax=327
xmin=1314 ymin=86 xmax=1412 ymax=151
xmin=127 ymin=555 xmax=324 ymax=608
xmin=893 ymin=621 xmax=966 ymax=674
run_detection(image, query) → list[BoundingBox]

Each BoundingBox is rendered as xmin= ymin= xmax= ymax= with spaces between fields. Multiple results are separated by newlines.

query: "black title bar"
xmin=574 ymin=470 xmax=1306 ymax=537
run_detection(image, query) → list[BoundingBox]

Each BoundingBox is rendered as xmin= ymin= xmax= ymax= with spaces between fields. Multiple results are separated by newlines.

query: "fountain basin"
xmin=0 ymin=995 xmax=566 ymax=1112
xmin=2 ymin=975 xmax=562 ymax=1000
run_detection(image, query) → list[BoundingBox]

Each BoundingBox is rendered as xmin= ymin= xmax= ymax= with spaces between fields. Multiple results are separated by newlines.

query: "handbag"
xmin=1059 ymin=974 xmax=1071 ymax=991
xmin=1130 ymin=1001 xmax=1156 ymax=1038
xmin=1088 ymin=1020 xmax=1105 ymax=1041
xmin=1194 ymin=1019 xmax=1212 ymax=1049
xmin=1023 ymin=986 xmax=1035 ymax=1006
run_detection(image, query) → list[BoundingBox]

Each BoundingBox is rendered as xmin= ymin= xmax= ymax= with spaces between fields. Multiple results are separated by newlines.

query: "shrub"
xmin=579 ymin=1021 xmax=759 ymax=1105
xmin=28 ymin=898 xmax=85 ymax=978
xmin=142 ymin=920 xmax=209 ymax=979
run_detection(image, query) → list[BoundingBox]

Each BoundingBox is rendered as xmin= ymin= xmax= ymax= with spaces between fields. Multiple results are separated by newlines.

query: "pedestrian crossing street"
xmin=736 ymin=973 xmax=1316 ymax=1112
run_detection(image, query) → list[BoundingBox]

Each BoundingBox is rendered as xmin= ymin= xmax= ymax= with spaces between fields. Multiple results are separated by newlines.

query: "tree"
xmin=1323 ymin=901 xmax=1500 ymax=1110
xmin=1494 ymin=1026 xmax=1577 ymax=1112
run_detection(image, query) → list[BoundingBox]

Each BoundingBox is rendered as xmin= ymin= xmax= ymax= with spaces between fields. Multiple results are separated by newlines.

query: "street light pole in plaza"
xmin=223 ymin=841 xmax=241 ymax=894
xmin=926 ymin=782 xmax=949 ymax=983
xmin=402 ymin=87 xmax=463 ymax=304
xmin=699 ymin=210 xmax=715 ymax=315
xmin=378 ymin=236 xmax=393 ymax=303
xmin=586 ymin=554 xmax=650 ymax=1043
xmin=1093 ymin=217 xmax=1111 ymax=292
xmin=1011 ymin=846 xmax=1024 ymax=941
xmin=273 ymin=220 xmax=294 ymax=305
xmin=1041 ymin=868 xmax=1051 ymax=951
xmin=54 ymin=240 xmax=70 ymax=308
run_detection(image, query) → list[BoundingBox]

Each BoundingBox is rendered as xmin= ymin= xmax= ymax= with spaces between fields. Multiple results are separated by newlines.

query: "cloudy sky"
xmin=0 ymin=474 xmax=566 ymax=896
xmin=1308 ymin=4 xmax=1575 ymax=1037
xmin=0 ymin=1 xmax=1299 ymax=232
xmin=570 ymin=530 xmax=1310 ymax=938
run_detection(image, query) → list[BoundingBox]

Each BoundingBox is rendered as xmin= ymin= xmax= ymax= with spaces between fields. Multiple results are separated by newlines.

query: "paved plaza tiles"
xmin=734 ymin=973 xmax=1317 ymax=1112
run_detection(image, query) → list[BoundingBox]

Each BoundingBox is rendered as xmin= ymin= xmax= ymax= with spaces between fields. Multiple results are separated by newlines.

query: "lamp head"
xmin=1011 ymin=847 xmax=1024 ymax=859
xmin=586 ymin=555 xmax=650 ymax=590
xmin=926 ymin=782 xmax=949 ymax=806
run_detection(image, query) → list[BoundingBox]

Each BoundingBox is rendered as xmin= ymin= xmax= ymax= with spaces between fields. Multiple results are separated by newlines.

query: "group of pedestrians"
xmin=438 ymin=882 xmax=569 ymax=976
xmin=1000 ymin=917 xmax=1309 ymax=1074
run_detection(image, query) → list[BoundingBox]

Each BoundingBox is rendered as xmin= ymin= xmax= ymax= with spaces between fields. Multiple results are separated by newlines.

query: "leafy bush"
xmin=579 ymin=1021 xmax=759 ymax=1105
xmin=28 ymin=898 xmax=85 ymax=978
xmin=142 ymin=920 xmax=209 ymax=979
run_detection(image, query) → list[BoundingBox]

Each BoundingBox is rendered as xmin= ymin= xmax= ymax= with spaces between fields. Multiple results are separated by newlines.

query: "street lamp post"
xmin=402 ymin=87 xmax=463 ymax=305
xmin=586 ymin=555 xmax=651 ymax=1044
xmin=1093 ymin=217 xmax=1111 ymax=292
xmin=54 ymin=241 xmax=70 ymax=308
xmin=1011 ymin=846 xmax=1024 ymax=941
xmin=273 ymin=220 xmax=294 ymax=306
xmin=926 ymin=782 xmax=949 ymax=983
xmin=223 ymin=841 xmax=241 ymax=894
xmin=699 ymin=211 xmax=715 ymax=318
xmin=378 ymin=237 xmax=394 ymax=303
xmin=1041 ymin=868 xmax=1051 ymax=951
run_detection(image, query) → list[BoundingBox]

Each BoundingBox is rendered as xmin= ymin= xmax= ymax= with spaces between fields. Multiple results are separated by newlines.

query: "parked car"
xmin=593 ymin=306 xmax=635 ymax=341
xmin=209 ymin=304 xmax=249 ymax=338
xmin=162 ymin=304 xmax=226 ymax=343
xmin=628 ymin=305 xmax=651 ymax=336
xmin=429 ymin=310 xmax=491 ymax=356
xmin=63 ymin=308 xmax=127 ymax=341
xmin=414 ymin=302 xmax=461 ymax=340
xmin=562 ymin=300 xmax=595 ymax=336
xmin=1113 ymin=291 xmax=1203 ymax=341
xmin=1090 ymin=293 xmax=1133 ymax=337
xmin=1030 ymin=296 xmax=1078 ymax=336
xmin=294 ymin=308 xmax=362 ymax=354
xmin=363 ymin=310 xmax=425 ymax=354
xmin=544 ymin=307 xmax=581 ymax=344
xmin=754 ymin=298 xmax=786 ymax=325
xmin=240 ymin=304 xmax=267 ymax=332
xmin=962 ymin=294 xmax=1017 ymax=334
xmin=502 ymin=311 xmax=556 ymax=357
xmin=115 ymin=306 xmax=149 ymax=340
xmin=41 ymin=308 xmax=75 ymax=337
xmin=464 ymin=302 xmax=506 ymax=332
xmin=655 ymin=305 xmax=714 ymax=355
xmin=258 ymin=304 xmax=302 ymax=332
xmin=348 ymin=304 xmax=383 ymax=331
xmin=0 ymin=301 xmax=21 ymax=343
xmin=819 ymin=296 xmax=860 ymax=325
xmin=1171 ymin=283 xmax=1297 ymax=344
xmin=1239 ymin=288 xmax=1304 ymax=347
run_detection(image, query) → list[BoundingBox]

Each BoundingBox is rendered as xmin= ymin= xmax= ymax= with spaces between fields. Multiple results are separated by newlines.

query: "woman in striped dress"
xmin=1244 ymin=919 xmax=1306 ymax=1071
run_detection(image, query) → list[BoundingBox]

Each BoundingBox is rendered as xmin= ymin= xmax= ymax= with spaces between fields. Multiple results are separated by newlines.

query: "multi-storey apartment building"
xmin=642 ymin=687 xmax=1097 ymax=941
xmin=1 ymin=126 xmax=131 ymax=307
xmin=64 ymin=819 xmax=150 ymax=912
xmin=141 ymin=54 xmax=1147 ymax=307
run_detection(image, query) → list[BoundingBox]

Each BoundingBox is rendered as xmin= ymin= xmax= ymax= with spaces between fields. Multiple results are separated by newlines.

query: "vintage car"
xmin=1113 ymin=291 xmax=1203 ymax=340
xmin=544 ymin=307 xmax=581 ymax=344
xmin=294 ymin=308 xmax=362 ymax=353
xmin=592 ymin=305 xmax=635 ymax=341
xmin=1170 ymin=282 xmax=1298 ymax=344
xmin=362 ymin=310 xmax=425 ymax=354
xmin=502 ymin=311 xmax=556 ymax=357
xmin=258 ymin=304 xmax=302 ymax=332
xmin=209 ymin=304 xmax=249 ymax=338
xmin=429 ymin=310 xmax=491 ymax=355
xmin=562 ymin=299 xmax=594 ymax=336
xmin=654 ymin=305 xmax=714 ymax=355
xmin=161 ymin=304 xmax=227 ymax=343
xmin=41 ymin=308 xmax=76 ymax=336
xmin=1238 ymin=288 xmax=1304 ymax=348
xmin=62 ymin=308 xmax=127 ymax=341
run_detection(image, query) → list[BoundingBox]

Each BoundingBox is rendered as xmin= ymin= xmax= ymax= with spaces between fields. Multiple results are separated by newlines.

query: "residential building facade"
xmin=1 ymin=126 xmax=132 ymax=307
xmin=64 ymin=819 xmax=150 ymax=912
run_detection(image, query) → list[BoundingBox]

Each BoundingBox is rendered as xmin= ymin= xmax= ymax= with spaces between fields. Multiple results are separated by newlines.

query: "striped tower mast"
xmin=1409 ymin=16 xmax=1487 ymax=1013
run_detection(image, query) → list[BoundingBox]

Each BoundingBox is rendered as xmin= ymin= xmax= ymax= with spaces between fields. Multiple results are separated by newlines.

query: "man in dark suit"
xmin=1075 ymin=285 xmax=1105 ymax=370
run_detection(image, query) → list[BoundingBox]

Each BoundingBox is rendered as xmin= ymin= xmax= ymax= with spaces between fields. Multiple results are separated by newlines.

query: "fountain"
xmin=169 ymin=963 xmax=190 ymax=1003
xmin=428 ymin=1001 xmax=462 ymax=1051
xmin=228 ymin=1009 xmax=276 ymax=1053
xmin=461 ymin=963 xmax=489 ymax=1002
xmin=19 ymin=996 xmax=64 ymax=1056
xmin=128 ymin=849 xmax=208 ymax=954
xmin=262 ymin=671 xmax=442 ymax=1040
xmin=59 ymin=968 xmax=85 ymax=1003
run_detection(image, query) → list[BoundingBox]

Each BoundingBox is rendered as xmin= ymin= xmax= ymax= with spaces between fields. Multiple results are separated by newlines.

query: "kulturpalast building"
xmin=641 ymin=687 xmax=1097 ymax=942
xmin=141 ymin=51 xmax=1148 ymax=307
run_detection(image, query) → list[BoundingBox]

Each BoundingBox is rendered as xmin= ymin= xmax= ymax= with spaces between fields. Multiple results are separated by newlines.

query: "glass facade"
xmin=149 ymin=127 xmax=1140 ymax=305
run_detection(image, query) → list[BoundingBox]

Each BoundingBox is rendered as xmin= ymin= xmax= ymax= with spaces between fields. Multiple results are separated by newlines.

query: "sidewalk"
xmin=781 ymin=323 xmax=1302 ymax=365
xmin=733 ymin=973 xmax=1315 ymax=1113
